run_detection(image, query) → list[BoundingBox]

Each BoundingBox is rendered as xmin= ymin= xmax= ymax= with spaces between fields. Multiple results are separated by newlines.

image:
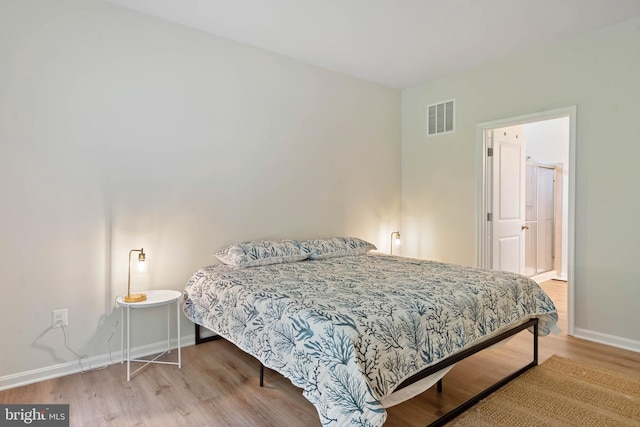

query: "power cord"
xmin=106 ymin=320 xmax=119 ymax=364
xmin=57 ymin=319 xmax=119 ymax=373
xmin=59 ymin=323 xmax=90 ymax=372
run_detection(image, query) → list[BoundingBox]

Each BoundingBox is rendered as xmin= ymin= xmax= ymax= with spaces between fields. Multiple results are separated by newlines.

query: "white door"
xmin=491 ymin=125 xmax=526 ymax=274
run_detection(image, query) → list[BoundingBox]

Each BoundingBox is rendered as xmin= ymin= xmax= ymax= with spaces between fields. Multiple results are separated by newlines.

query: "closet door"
xmin=537 ymin=167 xmax=555 ymax=273
xmin=524 ymin=164 xmax=556 ymax=277
xmin=524 ymin=164 xmax=537 ymax=277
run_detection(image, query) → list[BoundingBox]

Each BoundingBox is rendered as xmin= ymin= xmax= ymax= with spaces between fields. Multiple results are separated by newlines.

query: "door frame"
xmin=476 ymin=106 xmax=576 ymax=335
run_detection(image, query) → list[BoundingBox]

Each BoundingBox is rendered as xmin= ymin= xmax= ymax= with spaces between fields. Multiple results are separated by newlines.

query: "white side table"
xmin=116 ymin=290 xmax=182 ymax=381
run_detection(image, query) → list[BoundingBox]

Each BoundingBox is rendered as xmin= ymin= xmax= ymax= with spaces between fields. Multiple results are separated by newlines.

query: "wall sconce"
xmin=390 ymin=231 xmax=401 ymax=255
xmin=124 ymin=248 xmax=147 ymax=303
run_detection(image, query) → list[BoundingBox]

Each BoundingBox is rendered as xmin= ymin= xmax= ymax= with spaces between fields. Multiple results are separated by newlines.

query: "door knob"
xmin=521 ymin=225 xmax=529 ymax=230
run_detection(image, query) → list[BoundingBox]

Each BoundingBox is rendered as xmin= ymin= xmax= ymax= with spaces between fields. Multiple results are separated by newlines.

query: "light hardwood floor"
xmin=1 ymin=280 xmax=639 ymax=426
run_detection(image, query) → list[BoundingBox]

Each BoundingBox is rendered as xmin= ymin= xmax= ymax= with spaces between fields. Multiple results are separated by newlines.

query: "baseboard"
xmin=0 ymin=334 xmax=196 ymax=392
xmin=573 ymin=328 xmax=640 ymax=353
xmin=530 ymin=270 xmax=557 ymax=283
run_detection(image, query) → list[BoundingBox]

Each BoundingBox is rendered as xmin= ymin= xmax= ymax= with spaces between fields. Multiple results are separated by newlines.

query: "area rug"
xmin=450 ymin=355 xmax=640 ymax=426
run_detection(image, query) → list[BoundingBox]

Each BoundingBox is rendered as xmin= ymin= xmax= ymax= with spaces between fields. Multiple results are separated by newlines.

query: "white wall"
xmin=0 ymin=0 xmax=401 ymax=384
xmin=402 ymin=17 xmax=640 ymax=348
xmin=525 ymin=117 xmax=570 ymax=166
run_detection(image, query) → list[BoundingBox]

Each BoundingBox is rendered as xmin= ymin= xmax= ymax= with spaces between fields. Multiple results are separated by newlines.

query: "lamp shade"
xmin=124 ymin=248 xmax=147 ymax=303
xmin=390 ymin=231 xmax=401 ymax=255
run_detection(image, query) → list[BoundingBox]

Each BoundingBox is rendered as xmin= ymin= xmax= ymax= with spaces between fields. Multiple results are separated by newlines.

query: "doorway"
xmin=476 ymin=106 xmax=575 ymax=335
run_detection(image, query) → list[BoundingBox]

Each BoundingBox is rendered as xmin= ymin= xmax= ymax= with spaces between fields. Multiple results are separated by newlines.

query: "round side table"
xmin=116 ymin=290 xmax=182 ymax=381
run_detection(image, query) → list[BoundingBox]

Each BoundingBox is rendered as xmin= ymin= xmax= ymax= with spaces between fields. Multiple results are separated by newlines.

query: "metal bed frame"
xmin=195 ymin=317 xmax=539 ymax=426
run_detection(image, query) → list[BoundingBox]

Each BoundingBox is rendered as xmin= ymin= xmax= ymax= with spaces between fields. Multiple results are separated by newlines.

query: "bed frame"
xmin=195 ymin=317 xmax=539 ymax=426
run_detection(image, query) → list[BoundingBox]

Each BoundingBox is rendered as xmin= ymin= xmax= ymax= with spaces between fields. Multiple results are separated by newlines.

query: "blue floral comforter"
xmin=183 ymin=253 xmax=558 ymax=426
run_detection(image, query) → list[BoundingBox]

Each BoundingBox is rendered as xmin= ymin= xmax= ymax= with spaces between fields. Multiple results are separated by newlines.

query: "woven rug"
xmin=450 ymin=355 xmax=640 ymax=426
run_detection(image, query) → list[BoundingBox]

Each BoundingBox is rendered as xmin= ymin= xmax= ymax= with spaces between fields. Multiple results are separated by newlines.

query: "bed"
xmin=182 ymin=237 xmax=558 ymax=426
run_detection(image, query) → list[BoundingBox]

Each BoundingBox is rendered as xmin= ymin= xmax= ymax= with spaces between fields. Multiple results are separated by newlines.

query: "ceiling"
xmin=105 ymin=0 xmax=640 ymax=89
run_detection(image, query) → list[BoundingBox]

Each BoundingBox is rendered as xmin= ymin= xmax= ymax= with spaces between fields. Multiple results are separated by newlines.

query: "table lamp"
xmin=124 ymin=248 xmax=147 ymax=302
xmin=390 ymin=231 xmax=401 ymax=255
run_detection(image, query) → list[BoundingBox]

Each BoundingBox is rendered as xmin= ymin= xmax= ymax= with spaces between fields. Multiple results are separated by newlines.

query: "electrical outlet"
xmin=52 ymin=309 xmax=68 ymax=328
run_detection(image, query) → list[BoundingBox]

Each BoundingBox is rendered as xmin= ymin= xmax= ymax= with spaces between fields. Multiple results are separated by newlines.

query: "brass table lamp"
xmin=124 ymin=248 xmax=147 ymax=303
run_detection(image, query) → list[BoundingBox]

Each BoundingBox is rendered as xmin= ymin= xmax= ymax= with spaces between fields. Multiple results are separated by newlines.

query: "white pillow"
xmin=301 ymin=237 xmax=376 ymax=260
xmin=215 ymin=239 xmax=311 ymax=268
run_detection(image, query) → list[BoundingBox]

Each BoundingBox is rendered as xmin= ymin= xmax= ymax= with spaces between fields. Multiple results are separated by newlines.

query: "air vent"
xmin=427 ymin=99 xmax=455 ymax=136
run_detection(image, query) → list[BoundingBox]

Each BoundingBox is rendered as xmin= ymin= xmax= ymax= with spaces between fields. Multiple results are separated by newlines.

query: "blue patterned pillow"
xmin=302 ymin=237 xmax=376 ymax=260
xmin=215 ymin=239 xmax=311 ymax=268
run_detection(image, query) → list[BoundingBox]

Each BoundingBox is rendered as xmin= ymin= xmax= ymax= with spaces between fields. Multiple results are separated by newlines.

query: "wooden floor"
xmin=2 ymin=280 xmax=639 ymax=426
